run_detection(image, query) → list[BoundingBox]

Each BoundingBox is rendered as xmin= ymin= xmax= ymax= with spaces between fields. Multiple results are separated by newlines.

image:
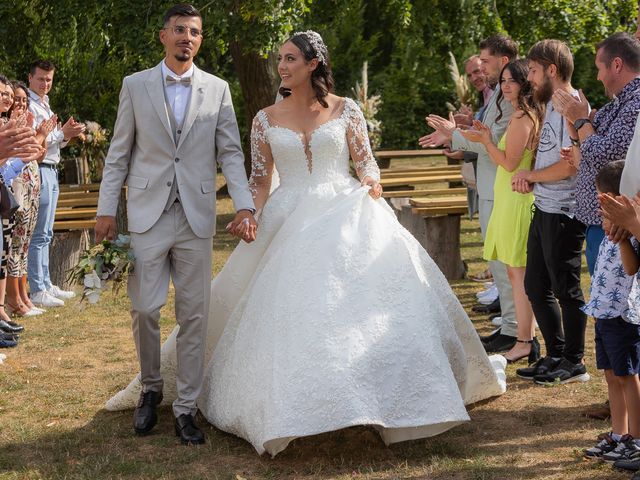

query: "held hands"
xmin=226 ymin=210 xmax=257 ymax=243
xmin=458 ymin=119 xmax=492 ymax=145
xmin=95 ymin=215 xmax=117 ymax=242
xmin=511 ymin=169 xmax=533 ymax=194
xmin=362 ymin=176 xmax=383 ymax=199
xmin=552 ymin=89 xmax=590 ymax=124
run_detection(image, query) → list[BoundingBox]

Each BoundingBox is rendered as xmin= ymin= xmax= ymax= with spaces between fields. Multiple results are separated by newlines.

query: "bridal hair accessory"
xmin=292 ymin=30 xmax=327 ymax=65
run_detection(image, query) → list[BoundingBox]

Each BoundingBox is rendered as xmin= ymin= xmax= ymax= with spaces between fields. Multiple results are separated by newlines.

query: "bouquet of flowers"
xmin=67 ymin=234 xmax=135 ymax=304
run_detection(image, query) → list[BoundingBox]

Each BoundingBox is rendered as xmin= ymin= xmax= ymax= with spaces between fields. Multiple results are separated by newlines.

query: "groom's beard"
xmin=174 ymin=53 xmax=191 ymax=62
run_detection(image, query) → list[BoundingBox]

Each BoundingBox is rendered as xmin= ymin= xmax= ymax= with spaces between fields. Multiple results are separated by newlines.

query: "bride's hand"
xmin=227 ymin=210 xmax=258 ymax=243
xmin=362 ymin=176 xmax=382 ymax=200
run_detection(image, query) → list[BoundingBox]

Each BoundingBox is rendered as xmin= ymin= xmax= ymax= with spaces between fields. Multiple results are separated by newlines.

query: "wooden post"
xmin=49 ymin=229 xmax=91 ymax=290
xmin=398 ymin=205 xmax=466 ymax=280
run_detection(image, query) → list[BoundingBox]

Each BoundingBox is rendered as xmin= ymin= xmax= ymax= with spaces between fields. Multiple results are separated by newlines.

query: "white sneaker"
xmin=48 ymin=285 xmax=76 ymax=300
xmin=491 ymin=316 xmax=503 ymax=327
xmin=31 ymin=291 xmax=64 ymax=307
xmin=476 ymin=283 xmax=496 ymax=298
xmin=476 ymin=286 xmax=498 ymax=304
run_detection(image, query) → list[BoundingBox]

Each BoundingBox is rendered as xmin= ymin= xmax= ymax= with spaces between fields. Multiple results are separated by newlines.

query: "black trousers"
xmin=524 ymin=208 xmax=587 ymax=363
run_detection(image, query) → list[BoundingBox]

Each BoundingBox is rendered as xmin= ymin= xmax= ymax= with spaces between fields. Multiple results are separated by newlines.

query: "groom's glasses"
xmin=164 ymin=25 xmax=203 ymax=38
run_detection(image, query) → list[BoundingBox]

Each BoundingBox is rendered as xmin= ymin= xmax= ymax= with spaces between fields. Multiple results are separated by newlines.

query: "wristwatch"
xmin=573 ymin=118 xmax=591 ymax=131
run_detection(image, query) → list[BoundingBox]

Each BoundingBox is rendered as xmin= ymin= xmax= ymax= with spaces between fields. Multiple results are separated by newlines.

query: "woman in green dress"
xmin=460 ymin=59 xmax=542 ymax=364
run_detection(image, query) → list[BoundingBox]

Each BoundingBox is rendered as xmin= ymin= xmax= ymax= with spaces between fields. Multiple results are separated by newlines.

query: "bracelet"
xmin=570 ymin=137 xmax=580 ymax=147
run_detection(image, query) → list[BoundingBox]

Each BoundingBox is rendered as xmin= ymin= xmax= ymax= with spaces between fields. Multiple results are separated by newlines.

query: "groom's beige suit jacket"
xmin=97 ymin=61 xmax=254 ymax=416
xmin=97 ymin=62 xmax=254 ymax=235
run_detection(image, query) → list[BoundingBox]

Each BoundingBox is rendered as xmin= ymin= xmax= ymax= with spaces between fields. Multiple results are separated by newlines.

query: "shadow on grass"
xmin=0 ymin=403 xmax=625 ymax=479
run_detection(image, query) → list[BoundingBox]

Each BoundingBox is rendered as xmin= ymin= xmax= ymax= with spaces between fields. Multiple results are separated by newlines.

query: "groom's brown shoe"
xmin=133 ymin=390 xmax=163 ymax=435
xmin=175 ymin=414 xmax=205 ymax=445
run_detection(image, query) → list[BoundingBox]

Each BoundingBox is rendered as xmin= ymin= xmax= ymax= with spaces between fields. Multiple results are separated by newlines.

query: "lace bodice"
xmin=248 ymin=97 xmax=380 ymax=209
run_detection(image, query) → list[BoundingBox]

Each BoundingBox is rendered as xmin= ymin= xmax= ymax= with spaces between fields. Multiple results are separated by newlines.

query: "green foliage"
xmin=0 ymin=0 xmax=637 ymax=152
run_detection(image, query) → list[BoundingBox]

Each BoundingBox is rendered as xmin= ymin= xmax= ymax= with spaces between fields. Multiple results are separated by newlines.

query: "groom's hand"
xmin=95 ymin=215 xmax=117 ymax=242
xmin=226 ymin=209 xmax=257 ymax=243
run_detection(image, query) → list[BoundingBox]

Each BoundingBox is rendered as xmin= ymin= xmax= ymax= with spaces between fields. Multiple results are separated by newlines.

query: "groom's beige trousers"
xmin=128 ymin=201 xmax=212 ymax=417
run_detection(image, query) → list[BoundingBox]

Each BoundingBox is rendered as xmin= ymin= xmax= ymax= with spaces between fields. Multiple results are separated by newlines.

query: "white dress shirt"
xmin=28 ymin=89 xmax=65 ymax=166
xmin=161 ymin=61 xmax=193 ymax=127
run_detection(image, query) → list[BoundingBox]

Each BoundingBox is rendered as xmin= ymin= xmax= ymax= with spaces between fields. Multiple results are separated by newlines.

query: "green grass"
xmin=0 ymin=167 xmax=623 ymax=480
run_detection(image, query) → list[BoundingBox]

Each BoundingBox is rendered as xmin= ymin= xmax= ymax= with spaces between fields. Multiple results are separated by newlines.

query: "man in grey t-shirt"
xmin=512 ymin=40 xmax=589 ymax=386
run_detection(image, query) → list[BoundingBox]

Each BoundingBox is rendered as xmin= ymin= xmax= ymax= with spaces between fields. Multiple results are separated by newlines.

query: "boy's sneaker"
xmin=602 ymin=435 xmax=640 ymax=463
xmin=583 ymin=432 xmax=619 ymax=459
xmin=533 ymin=358 xmax=590 ymax=385
xmin=516 ymin=356 xmax=561 ymax=380
xmin=48 ymin=285 xmax=76 ymax=300
xmin=31 ymin=291 xmax=64 ymax=308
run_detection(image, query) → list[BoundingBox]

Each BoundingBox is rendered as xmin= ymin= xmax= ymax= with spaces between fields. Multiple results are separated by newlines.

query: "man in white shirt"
xmin=27 ymin=60 xmax=85 ymax=308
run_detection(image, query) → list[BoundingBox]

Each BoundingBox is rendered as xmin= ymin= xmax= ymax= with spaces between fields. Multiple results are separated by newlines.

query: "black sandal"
xmin=505 ymin=338 xmax=541 ymax=364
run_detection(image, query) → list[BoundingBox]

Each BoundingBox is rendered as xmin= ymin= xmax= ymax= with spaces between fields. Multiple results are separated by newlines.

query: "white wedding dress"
xmin=106 ymin=98 xmax=506 ymax=456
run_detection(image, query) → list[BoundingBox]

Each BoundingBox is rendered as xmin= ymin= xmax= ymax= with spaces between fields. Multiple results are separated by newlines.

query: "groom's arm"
xmin=96 ymin=77 xmax=135 ymax=241
xmin=215 ymin=82 xmax=255 ymax=214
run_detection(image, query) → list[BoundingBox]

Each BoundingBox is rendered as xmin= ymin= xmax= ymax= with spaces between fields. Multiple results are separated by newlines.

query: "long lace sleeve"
xmin=248 ymin=111 xmax=274 ymax=212
xmin=344 ymin=98 xmax=380 ymax=181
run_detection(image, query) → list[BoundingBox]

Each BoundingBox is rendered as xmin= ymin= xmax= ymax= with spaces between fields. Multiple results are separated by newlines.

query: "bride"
xmin=107 ymin=30 xmax=506 ymax=456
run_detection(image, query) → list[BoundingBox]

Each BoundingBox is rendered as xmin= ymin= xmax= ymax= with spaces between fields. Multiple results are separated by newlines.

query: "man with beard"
xmin=511 ymin=40 xmax=589 ymax=386
xmin=552 ymin=33 xmax=640 ymax=276
xmin=422 ymin=35 xmax=519 ymax=353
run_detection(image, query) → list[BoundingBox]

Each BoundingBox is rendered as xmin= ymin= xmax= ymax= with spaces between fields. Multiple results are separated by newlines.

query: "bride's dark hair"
xmin=279 ymin=32 xmax=335 ymax=108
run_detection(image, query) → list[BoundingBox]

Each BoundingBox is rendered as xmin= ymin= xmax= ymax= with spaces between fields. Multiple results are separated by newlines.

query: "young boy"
xmin=583 ymin=161 xmax=640 ymax=462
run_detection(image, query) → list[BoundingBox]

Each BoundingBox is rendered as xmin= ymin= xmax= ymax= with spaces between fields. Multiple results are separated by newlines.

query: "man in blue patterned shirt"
xmin=552 ymin=33 xmax=640 ymax=275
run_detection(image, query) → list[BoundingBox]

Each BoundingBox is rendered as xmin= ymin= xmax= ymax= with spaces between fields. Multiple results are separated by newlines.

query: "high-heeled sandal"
xmin=504 ymin=337 xmax=541 ymax=364
xmin=5 ymin=301 xmax=30 ymax=317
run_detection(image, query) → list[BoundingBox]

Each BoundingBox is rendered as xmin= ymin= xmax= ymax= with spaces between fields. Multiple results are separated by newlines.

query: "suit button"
xmin=167 ymin=181 xmax=172 ymax=187
xmin=177 ymin=129 xmax=182 ymax=134
xmin=175 ymin=157 xmax=180 ymax=162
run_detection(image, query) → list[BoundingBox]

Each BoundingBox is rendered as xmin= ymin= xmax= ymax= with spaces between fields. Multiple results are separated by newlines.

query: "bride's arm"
xmin=249 ymin=113 xmax=275 ymax=213
xmin=345 ymin=100 xmax=382 ymax=198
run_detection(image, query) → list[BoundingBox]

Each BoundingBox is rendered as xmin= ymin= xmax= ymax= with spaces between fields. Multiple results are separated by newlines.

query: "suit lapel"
xmin=144 ymin=63 xmax=174 ymax=142
xmin=177 ymin=65 xmax=207 ymax=150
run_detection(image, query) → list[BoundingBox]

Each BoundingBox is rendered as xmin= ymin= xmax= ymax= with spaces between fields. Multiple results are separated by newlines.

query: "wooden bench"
xmin=379 ymin=164 xmax=469 ymax=280
xmin=374 ymin=149 xmax=444 ymax=169
xmin=383 ymin=187 xmax=466 ymax=198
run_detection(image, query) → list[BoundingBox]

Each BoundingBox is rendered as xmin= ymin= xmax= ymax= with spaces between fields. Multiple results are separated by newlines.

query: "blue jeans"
xmin=585 ymin=224 xmax=605 ymax=277
xmin=28 ymin=165 xmax=59 ymax=294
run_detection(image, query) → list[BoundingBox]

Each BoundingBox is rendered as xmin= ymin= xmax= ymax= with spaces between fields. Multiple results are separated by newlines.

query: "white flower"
xmin=86 ymin=288 xmax=101 ymax=304
xmin=83 ymin=270 xmax=101 ymax=289
xmin=115 ymin=234 xmax=131 ymax=248
xmin=85 ymin=121 xmax=101 ymax=133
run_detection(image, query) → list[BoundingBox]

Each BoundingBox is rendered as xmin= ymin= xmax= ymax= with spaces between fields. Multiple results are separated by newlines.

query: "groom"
xmin=96 ymin=3 xmax=256 ymax=444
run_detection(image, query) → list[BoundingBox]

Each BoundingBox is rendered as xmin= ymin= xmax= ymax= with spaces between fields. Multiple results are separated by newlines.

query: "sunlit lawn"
xmin=0 ymin=165 xmax=620 ymax=480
